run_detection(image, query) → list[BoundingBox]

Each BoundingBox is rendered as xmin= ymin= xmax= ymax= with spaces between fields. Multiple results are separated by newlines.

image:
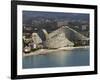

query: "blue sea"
xmin=23 ymin=48 xmax=89 ymax=69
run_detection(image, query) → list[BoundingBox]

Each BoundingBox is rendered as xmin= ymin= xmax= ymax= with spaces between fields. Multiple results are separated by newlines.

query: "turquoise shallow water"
xmin=23 ymin=48 xmax=89 ymax=69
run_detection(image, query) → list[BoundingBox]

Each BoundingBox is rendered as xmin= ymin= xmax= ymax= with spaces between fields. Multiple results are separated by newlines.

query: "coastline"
xmin=23 ymin=46 xmax=89 ymax=56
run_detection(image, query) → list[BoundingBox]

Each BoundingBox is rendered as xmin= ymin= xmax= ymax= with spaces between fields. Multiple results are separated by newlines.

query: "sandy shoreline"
xmin=23 ymin=46 xmax=89 ymax=56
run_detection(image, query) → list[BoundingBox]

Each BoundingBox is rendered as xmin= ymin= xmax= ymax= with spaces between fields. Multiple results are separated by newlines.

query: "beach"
xmin=23 ymin=46 xmax=89 ymax=56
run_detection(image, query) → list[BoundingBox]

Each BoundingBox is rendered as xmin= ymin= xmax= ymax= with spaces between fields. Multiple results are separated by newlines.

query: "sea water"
xmin=23 ymin=48 xmax=89 ymax=69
